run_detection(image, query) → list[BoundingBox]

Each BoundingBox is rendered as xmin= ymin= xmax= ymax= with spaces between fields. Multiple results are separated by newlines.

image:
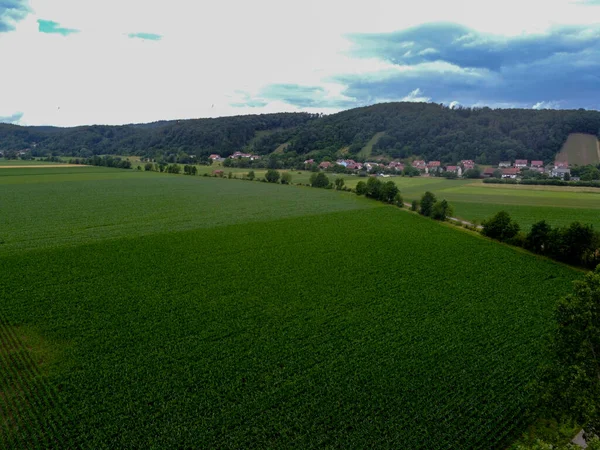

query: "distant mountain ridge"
xmin=1 ymin=103 xmax=599 ymax=164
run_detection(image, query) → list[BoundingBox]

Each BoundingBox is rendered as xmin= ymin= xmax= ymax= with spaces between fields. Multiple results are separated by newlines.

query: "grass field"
xmin=0 ymin=167 xmax=581 ymax=447
xmin=357 ymin=131 xmax=385 ymax=158
xmin=556 ymin=132 xmax=600 ymax=166
xmin=0 ymin=159 xmax=67 ymax=166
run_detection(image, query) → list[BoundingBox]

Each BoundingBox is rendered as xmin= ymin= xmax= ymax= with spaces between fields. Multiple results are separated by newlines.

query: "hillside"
xmin=556 ymin=132 xmax=600 ymax=166
xmin=1 ymin=103 xmax=600 ymax=164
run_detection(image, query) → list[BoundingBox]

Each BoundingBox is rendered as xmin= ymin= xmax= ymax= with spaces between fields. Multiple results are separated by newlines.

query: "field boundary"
xmin=0 ymin=165 xmax=86 ymax=169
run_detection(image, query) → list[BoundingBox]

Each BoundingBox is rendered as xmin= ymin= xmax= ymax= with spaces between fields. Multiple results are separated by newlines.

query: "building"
xmin=551 ymin=167 xmax=571 ymax=179
xmin=498 ymin=161 xmax=512 ymax=168
xmin=304 ymin=159 xmax=315 ymax=165
xmin=461 ymin=160 xmax=475 ymax=170
xmin=554 ymin=161 xmax=569 ymax=169
xmin=445 ymin=166 xmax=462 ymax=176
xmin=531 ymin=160 xmax=544 ymax=168
xmin=502 ymin=168 xmax=519 ymax=179
xmin=483 ymin=168 xmax=496 ymax=178
xmin=514 ymin=160 xmax=528 ymax=168
xmin=209 ymin=154 xmax=221 ymax=160
xmin=319 ymin=161 xmax=333 ymax=169
xmin=412 ymin=160 xmax=427 ymax=170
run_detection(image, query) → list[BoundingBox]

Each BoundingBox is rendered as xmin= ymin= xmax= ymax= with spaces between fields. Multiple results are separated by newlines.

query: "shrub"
xmin=431 ymin=200 xmax=453 ymax=221
xmin=394 ymin=193 xmax=404 ymax=207
xmin=355 ymin=181 xmax=367 ymax=196
xmin=419 ymin=192 xmax=437 ymax=217
xmin=281 ymin=172 xmax=292 ymax=185
xmin=410 ymin=200 xmax=419 ymax=211
xmin=481 ymin=211 xmax=520 ymax=242
xmin=310 ymin=172 xmax=329 ymax=188
xmin=265 ymin=169 xmax=281 ymax=183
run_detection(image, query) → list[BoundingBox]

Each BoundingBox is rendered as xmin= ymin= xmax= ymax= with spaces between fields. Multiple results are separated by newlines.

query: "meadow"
xmin=0 ymin=165 xmax=584 ymax=448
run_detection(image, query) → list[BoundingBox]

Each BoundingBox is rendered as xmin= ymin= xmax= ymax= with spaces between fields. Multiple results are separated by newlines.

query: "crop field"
xmin=556 ymin=132 xmax=600 ymax=166
xmin=0 ymin=166 xmax=583 ymax=448
xmin=0 ymin=167 xmax=374 ymax=253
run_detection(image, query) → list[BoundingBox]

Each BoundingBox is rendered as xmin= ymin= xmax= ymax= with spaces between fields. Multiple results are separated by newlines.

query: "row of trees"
xmin=355 ymin=177 xmax=403 ymax=206
xmin=3 ymin=103 xmax=599 ymax=165
xmin=481 ymin=212 xmax=600 ymax=269
xmin=410 ymin=191 xmax=454 ymax=221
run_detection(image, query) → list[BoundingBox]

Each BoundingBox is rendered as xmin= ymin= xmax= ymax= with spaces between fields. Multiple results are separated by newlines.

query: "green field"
xmin=0 ymin=159 xmax=65 ymax=166
xmin=357 ymin=131 xmax=385 ymax=158
xmin=0 ymin=166 xmax=584 ymax=448
xmin=556 ymin=132 xmax=600 ymax=166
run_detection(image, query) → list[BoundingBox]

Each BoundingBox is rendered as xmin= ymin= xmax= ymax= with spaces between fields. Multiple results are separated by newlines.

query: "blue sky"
xmin=0 ymin=0 xmax=599 ymax=126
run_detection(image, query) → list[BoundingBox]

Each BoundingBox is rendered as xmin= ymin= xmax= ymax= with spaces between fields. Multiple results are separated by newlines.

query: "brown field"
xmin=556 ymin=132 xmax=600 ymax=166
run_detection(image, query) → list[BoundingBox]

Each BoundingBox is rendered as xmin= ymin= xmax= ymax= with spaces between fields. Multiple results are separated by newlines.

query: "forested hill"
xmin=2 ymin=103 xmax=600 ymax=164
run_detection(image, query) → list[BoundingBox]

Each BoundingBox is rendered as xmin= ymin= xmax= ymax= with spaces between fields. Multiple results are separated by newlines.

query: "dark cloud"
xmin=0 ymin=112 xmax=24 ymax=124
xmin=38 ymin=19 xmax=79 ymax=35
xmin=233 ymin=23 xmax=600 ymax=111
xmin=0 ymin=0 xmax=30 ymax=33
xmin=347 ymin=22 xmax=600 ymax=71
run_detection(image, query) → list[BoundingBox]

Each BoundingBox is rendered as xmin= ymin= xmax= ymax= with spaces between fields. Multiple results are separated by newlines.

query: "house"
xmin=412 ymin=160 xmax=427 ymax=170
xmin=502 ymin=168 xmax=519 ymax=179
xmin=551 ymin=167 xmax=571 ymax=179
xmin=483 ymin=168 xmax=496 ymax=178
xmin=514 ymin=159 xmax=528 ymax=168
xmin=427 ymin=161 xmax=441 ymax=168
xmin=304 ymin=159 xmax=315 ymax=165
xmin=319 ymin=161 xmax=333 ymax=169
xmin=531 ymin=160 xmax=544 ymax=168
xmin=498 ymin=161 xmax=512 ymax=168
xmin=529 ymin=167 xmax=545 ymax=174
xmin=209 ymin=154 xmax=221 ymax=160
xmin=461 ymin=160 xmax=475 ymax=170
xmin=554 ymin=161 xmax=569 ymax=169
xmin=389 ymin=161 xmax=405 ymax=172
xmin=445 ymin=165 xmax=462 ymax=176
xmin=229 ymin=152 xmax=259 ymax=160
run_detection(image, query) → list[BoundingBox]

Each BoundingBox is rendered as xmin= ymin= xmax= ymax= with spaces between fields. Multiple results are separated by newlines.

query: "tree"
xmin=365 ymin=177 xmax=382 ymax=199
xmin=431 ymin=200 xmax=453 ymax=221
xmin=310 ymin=172 xmax=329 ymax=188
xmin=265 ymin=169 xmax=280 ymax=183
xmin=380 ymin=181 xmax=399 ymax=203
xmin=464 ymin=168 xmax=482 ymax=179
xmin=481 ymin=211 xmax=520 ymax=241
xmin=334 ymin=177 xmax=345 ymax=190
xmin=247 ymin=170 xmax=255 ymax=180
xmin=419 ymin=191 xmax=437 ymax=217
xmin=281 ymin=172 xmax=292 ymax=184
xmin=541 ymin=266 xmax=600 ymax=438
xmin=492 ymin=169 xmax=503 ymax=179
xmin=525 ymin=220 xmax=552 ymax=254
xmin=144 ymin=162 xmax=153 ymax=171
xmin=411 ymin=200 xmax=419 ymax=211
xmin=394 ymin=192 xmax=404 ymax=207
xmin=355 ymin=181 xmax=367 ymax=195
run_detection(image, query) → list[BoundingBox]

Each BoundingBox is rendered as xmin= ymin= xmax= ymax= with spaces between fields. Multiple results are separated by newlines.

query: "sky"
xmin=1 ymin=0 xmax=599 ymax=126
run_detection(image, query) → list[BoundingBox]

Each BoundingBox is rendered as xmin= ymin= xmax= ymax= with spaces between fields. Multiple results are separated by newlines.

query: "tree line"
xmin=3 ymin=103 xmax=600 ymax=165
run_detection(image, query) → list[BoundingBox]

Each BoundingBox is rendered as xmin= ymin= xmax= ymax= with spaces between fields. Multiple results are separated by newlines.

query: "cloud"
xmin=0 ymin=0 xmax=29 ymax=33
xmin=532 ymin=101 xmax=562 ymax=109
xmin=0 ymin=112 xmax=24 ymax=124
xmin=347 ymin=22 xmax=600 ymax=71
xmin=401 ymin=88 xmax=431 ymax=102
xmin=38 ymin=19 xmax=79 ymax=35
xmin=232 ymin=84 xmax=357 ymax=109
xmin=128 ymin=32 xmax=162 ymax=41
xmin=572 ymin=0 xmax=600 ymax=4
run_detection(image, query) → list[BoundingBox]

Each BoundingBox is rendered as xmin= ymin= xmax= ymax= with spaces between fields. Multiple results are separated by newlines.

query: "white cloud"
xmin=532 ymin=101 xmax=562 ymax=109
xmin=0 ymin=0 xmax=597 ymax=125
xmin=401 ymin=88 xmax=431 ymax=102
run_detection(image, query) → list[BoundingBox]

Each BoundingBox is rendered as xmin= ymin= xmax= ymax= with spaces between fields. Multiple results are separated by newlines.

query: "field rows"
xmin=0 ymin=207 xmax=580 ymax=448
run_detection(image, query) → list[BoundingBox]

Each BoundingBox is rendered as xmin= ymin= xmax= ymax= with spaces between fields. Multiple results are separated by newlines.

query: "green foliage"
xmin=265 ymin=169 xmax=280 ymax=183
xmin=280 ymin=172 xmax=292 ymax=185
xmin=355 ymin=180 xmax=367 ymax=195
xmin=394 ymin=192 xmax=404 ymax=207
xmin=539 ymin=267 xmax=600 ymax=438
xmin=431 ymin=200 xmax=453 ymax=221
xmin=334 ymin=177 xmax=345 ymax=190
xmin=144 ymin=162 xmax=153 ymax=171
xmin=247 ymin=170 xmax=255 ymax=180
xmin=481 ymin=211 xmax=520 ymax=242
xmin=310 ymin=172 xmax=329 ymax=188
xmin=525 ymin=221 xmax=552 ymax=254
xmin=419 ymin=191 xmax=437 ymax=217
xmin=411 ymin=200 xmax=419 ymax=211
xmin=0 ymin=202 xmax=581 ymax=448
xmin=464 ymin=168 xmax=482 ymax=179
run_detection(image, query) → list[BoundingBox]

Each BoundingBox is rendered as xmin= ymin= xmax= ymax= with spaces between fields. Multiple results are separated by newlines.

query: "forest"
xmin=1 ymin=103 xmax=599 ymax=164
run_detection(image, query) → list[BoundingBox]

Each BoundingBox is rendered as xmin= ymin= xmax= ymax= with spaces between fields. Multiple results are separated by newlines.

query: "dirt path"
xmin=403 ymin=203 xmax=483 ymax=229
xmin=0 ymin=164 xmax=86 ymax=169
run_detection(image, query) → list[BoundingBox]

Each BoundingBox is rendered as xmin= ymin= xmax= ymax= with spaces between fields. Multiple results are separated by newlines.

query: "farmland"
xmin=0 ymin=166 xmax=584 ymax=448
xmin=556 ymin=132 xmax=600 ymax=166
